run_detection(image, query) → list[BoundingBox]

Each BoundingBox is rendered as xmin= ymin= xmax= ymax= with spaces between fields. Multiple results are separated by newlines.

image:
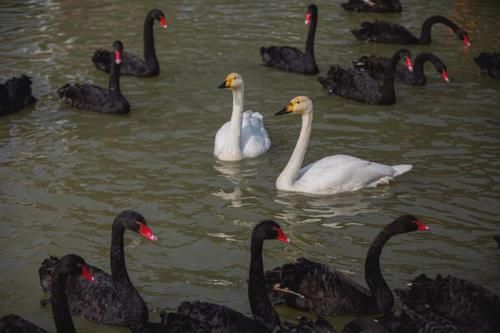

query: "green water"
xmin=1 ymin=0 xmax=499 ymax=331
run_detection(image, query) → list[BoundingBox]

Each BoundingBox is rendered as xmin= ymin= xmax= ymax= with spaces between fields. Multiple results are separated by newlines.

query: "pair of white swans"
xmin=214 ymin=73 xmax=412 ymax=195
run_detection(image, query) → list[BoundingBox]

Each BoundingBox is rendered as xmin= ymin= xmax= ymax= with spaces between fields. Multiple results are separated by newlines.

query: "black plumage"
xmin=354 ymin=52 xmax=449 ymax=85
xmin=1 ymin=255 xmax=93 ymax=333
xmin=92 ymin=9 xmax=166 ymax=77
xmin=59 ymin=41 xmax=130 ymax=114
xmin=474 ymin=52 xmax=500 ymax=80
xmin=395 ymin=274 xmax=500 ymax=333
xmin=318 ymin=49 xmax=411 ymax=105
xmin=260 ymin=5 xmax=319 ymax=75
xmin=351 ymin=16 xmax=470 ymax=46
xmin=38 ymin=210 xmax=157 ymax=332
xmin=0 ymin=75 xmax=36 ymax=116
xmin=264 ymin=215 xmax=429 ymax=316
xmin=341 ymin=0 xmax=401 ymax=13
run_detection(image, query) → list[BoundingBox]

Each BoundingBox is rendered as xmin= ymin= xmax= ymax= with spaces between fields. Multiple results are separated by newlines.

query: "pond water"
xmin=1 ymin=0 xmax=499 ymax=331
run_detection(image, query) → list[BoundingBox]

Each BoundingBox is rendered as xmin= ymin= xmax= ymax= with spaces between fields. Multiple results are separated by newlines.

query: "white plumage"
xmin=214 ymin=73 xmax=271 ymax=161
xmin=275 ymin=96 xmax=412 ymax=195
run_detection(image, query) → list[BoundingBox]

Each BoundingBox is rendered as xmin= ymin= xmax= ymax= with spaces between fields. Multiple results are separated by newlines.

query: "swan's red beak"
xmin=138 ymin=222 xmax=158 ymax=241
xmin=415 ymin=220 xmax=430 ymax=231
xmin=404 ymin=56 xmax=413 ymax=72
xmin=463 ymin=34 xmax=471 ymax=47
xmin=80 ymin=264 xmax=95 ymax=282
xmin=275 ymin=227 xmax=290 ymax=244
xmin=305 ymin=12 xmax=312 ymax=25
xmin=114 ymin=50 xmax=122 ymax=65
xmin=160 ymin=16 xmax=167 ymax=29
xmin=441 ymin=69 xmax=449 ymax=83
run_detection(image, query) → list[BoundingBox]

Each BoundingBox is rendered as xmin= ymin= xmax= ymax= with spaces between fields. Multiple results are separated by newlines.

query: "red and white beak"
xmin=415 ymin=220 xmax=430 ymax=231
xmin=160 ymin=16 xmax=167 ymax=29
xmin=405 ymin=56 xmax=413 ymax=72
xmin=114 ymin=50 xmax=122 ymax=65
xmin=305 ymin=12 xmax=312 ymax=25
xmin=80 ymin=264 xmax=95 ymax=282
xmin=441 ymin=70 xmax=449 ymax=83
xmin=275 ymin=227 xmax=290 ymax=244
xmin=463 ymin=35 xmax=471 ymax=48
xmin=138 ymin=222 xmax=158 ymax=241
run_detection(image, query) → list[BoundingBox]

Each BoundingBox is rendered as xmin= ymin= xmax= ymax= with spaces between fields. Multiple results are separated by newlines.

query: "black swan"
xmin=58 ymin=40 xmax=130 ymax=114
xmin=0 ymin=254 xmax=94 ymax=333
xmin=395 ymin=273 xmax=500 ymax=332
xmin=161 ymin=220 xmax=336 ymax=333
xmin=474 ymin=52 xmax=500 ymax=80
xmin=92 ymin=9 xmax=167 ymax=77
xmin=318 ymin=49 xmax=412 ymax=105
xmin=260 ymin=4 xmax=319 ymax=75
xmin=351 ymin=15 xmax=471 ymax=46
xmin=353 ymin=52 xmax=449 ymax=85
xmin=0 ymin=75 xmax=36 ymax=116
xmin=264 ymin=215 xmax=429 ymax=316
xmin=38 ymin=210 xmax=158 ymax=332
xmin=341 ymin=0 xmax=401 ymax=13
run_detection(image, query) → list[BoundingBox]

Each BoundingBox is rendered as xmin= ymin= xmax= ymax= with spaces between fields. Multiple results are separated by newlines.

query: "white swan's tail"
xmin=392 ymin=164 xmax=413 ymax=177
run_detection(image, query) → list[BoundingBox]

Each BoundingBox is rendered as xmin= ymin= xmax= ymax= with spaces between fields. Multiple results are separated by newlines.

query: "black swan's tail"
xmin=91 ymin=49 xmax=112 ymax=73
xmin=39 ymin=256 xmax=59 ymax=293
xmin=474 ymin=52 xmax=500 ymax=79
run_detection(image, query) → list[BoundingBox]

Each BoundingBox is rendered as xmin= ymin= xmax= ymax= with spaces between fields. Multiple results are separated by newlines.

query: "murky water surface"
xmin=1 ymin=0 xmax=499 ymax=331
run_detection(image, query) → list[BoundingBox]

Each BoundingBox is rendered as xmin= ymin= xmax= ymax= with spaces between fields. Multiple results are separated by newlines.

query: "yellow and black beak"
xmin=275 ymin=103 xmax=293 ymax=116
xmin=218 ymin=80 xmax=230 ymax=89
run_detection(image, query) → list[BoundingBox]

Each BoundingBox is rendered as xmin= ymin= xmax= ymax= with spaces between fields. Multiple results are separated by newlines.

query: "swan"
xmin=214 ymin=73 xmax=271 ymax=161
xmin=351 ymin=15 xmax=471 ymax=46
xmin=264 ymin=215 xmax=429 ymax=316
xmin=161 ymin=221 xmax=335 ymax=333
xmin=0 ymin=75 xmax=36 ymax=116
xmin=38 ymin=210 xmax=158 ymax=332
xmin=474 ymin=52 xmax=500 ymax=80
xmin=341 ymin=0 xmax=401 ymax=13
xmin=260 ymin=4 xmax=319 ymax=75
xmin=59 ymin=41 xmax=130 ymax=114
xmin=0 ymin=254 xmax=94 ymax=333
xmin=318 ymin=49 xmax=413 ymax=105
xmin=353 ymin=52 xmax=449 ymax=85
xmin=274 ymin=96 xmax=413 ymax=195
xmin=92 ymin=9 xmax=167 ymax=77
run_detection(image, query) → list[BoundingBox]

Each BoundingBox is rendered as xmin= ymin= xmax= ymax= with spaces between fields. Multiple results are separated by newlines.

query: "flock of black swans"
xmin=1 ymin=1 xmax=500 ymax=333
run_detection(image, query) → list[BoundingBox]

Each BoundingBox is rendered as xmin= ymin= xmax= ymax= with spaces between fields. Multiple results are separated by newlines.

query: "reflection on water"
xmin=1 ymin=0 xmax=500 ymax=332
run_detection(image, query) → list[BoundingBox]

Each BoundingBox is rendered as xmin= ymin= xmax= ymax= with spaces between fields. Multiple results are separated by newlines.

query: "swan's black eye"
xmin=296 ymin=101 xmax=301 ymax=104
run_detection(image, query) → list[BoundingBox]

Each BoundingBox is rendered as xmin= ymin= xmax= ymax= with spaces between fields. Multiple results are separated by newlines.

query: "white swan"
xmin=275 ymin=96 xmax=412 ymax=195
xmin=214 ymin=73 xmax=271 ymax=161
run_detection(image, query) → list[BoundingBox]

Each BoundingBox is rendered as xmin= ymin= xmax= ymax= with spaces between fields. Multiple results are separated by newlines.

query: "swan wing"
xmin=241 ymin=111 xmax=271 ymax=158
xmin=295 ymin=155 xmax=411 ymax=194
xmin=261 ymin=46 xmax=308 ymax=72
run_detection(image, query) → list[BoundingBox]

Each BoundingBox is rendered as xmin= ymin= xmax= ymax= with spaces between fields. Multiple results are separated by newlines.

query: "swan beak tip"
xmin=275 ymin=108 xmax=290 ymax=116
xmin=218 ymin=81 xmax=228 ymax=89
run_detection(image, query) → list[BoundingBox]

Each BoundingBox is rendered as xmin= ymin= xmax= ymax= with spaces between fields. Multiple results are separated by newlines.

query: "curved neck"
xmin=305 ymin=13 xmax=317 ymax=58
xmin=419 ymin=16 xmax=460 ymax=44
xmin=248 ymin=238 xmax=281 ymax=331
xmin=110 ymin=223 xmax=148 ymax=324
xmin=223 ymin=86 xmax=244 ymax=159
xmin=412 ymin=53 xmax=438 ymax=85
xmin=51 ymin=270 xmax=77 ymax=333
xmin=276 ymin=111 xmax=313 ymax=190
xmin=143 ymin=15 xmax=159 ymax=71
xmin=364 ymin=228 xmax=395 ymax=313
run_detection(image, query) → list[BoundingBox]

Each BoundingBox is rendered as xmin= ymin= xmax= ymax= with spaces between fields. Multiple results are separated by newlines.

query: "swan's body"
xmin=341 ymin=0 xmax=401 ymax=13
xmin=353 ymin=53 xmax=449 ymax=85
xmin=38 ymin=211 xmax=158 ymax=332
xmin=260 ymin=5 xmax=319 ymax=75
xmin=0 ymin=75 xmax=36 ymax=116
xmin=351 ymin=16 xmax=471 ymax=46
xmin=396 ymin=274 xmax=500 ymax=333
xmin=214 ymin=73 xmax=271 ymax=161
xmin=264 ymin=216 xmax=429 ymax=316
xmin=275 ymin=96 xmax=412 ymax=195
xmin=1 ymin=255 xmax=94 ymax=333
xmin=59 ymin=41 xmax=130 ymax=114
xmin=318 ymin=49 xmax=413 ymax=105
xmin=92 ymin=9 xmax=167 ymax=77
xmin=474 ymin=52 xmax=500 ymax=80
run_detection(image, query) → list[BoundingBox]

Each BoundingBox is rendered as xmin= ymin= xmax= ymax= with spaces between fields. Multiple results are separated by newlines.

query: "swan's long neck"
xmin=364 ymin=228 xmax=395 ymax=313
xmin=51 ymin=270 xmax=77 ymax=333
xmin=222 ymin=86 xmax=244 ymax=160
xmin=248 ymin=238 xmax=281 ymax=331
xmin=109 ymin=59 xmax=122 ymax=99
xmin=276 ymin=110 xmax=313 ymax=190
xmin=419 ymin=16 xmax=461 ymax=44
xmin=143 ymin=15 xmax=159 ymax=73
xmin=110 ymin=223 xmax=149 ymax=325
xmin=380 ymin=52 xmax=403 ymax=104
xmin=305 ymin=13 xmax=317 ymax=59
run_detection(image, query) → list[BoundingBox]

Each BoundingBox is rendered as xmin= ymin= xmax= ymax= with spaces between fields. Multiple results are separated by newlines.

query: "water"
xmin=1 ymin=0 xmax=499 ymax=331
